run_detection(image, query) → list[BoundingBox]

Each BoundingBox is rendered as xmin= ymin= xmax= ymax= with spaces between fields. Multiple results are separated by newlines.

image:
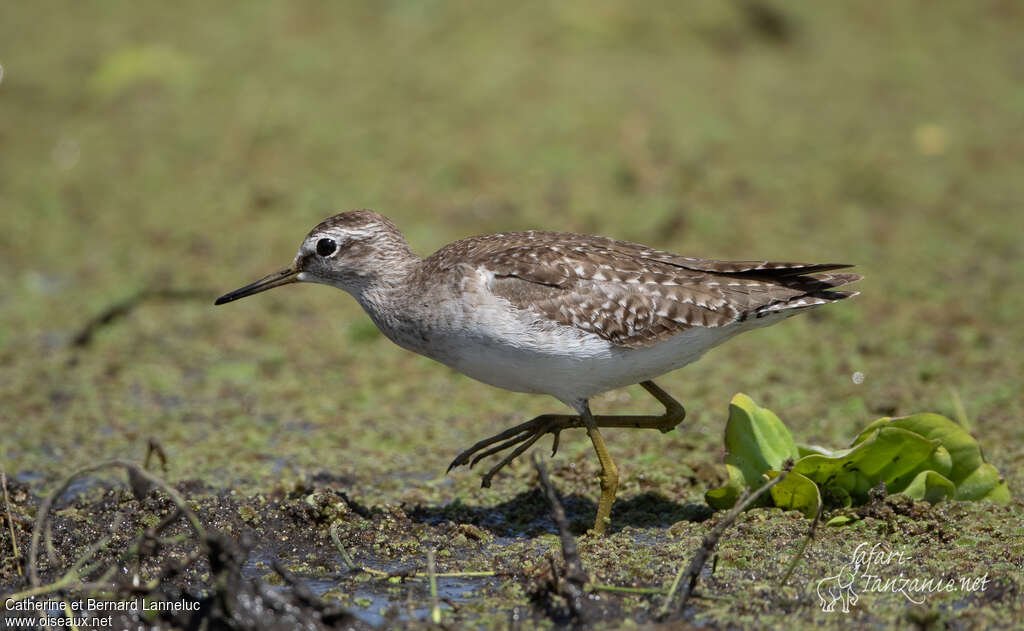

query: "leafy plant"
xmin=705 ymin=394 xmax=1011 ymax=518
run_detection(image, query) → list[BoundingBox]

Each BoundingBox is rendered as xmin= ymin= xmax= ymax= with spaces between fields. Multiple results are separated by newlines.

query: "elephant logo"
xmin=817 ymin=561 xmax=860 ymax=613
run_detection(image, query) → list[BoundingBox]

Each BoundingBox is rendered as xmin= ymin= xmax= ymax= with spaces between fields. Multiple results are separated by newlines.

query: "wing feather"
xmin=423 ymin=231 xmax=860 ymax=348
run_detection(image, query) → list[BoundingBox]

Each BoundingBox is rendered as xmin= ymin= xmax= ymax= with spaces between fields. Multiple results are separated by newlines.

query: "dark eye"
xmin=316 ymin=238 xmax=337 ymax=257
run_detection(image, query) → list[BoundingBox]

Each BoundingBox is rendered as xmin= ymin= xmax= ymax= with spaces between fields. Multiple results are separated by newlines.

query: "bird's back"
xmin=419 ymin=230 xmax=860 ymax=349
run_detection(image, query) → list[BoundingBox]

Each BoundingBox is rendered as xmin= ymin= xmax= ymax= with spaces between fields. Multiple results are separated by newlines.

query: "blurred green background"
xmin=2 ymin=1 xmax=1021 ymax=505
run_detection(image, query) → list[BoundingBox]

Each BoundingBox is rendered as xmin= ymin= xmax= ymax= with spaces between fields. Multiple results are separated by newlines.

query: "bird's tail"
xmin=753 ymin=271 xmax=861 ymax=316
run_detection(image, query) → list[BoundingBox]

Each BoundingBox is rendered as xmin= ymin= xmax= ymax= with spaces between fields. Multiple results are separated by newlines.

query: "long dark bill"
xmin=214 ymin=268 xmax=299 ymax=305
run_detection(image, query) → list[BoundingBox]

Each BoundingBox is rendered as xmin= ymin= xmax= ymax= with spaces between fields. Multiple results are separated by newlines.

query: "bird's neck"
xmin=347 ymin=250 xmax=423 ymax=336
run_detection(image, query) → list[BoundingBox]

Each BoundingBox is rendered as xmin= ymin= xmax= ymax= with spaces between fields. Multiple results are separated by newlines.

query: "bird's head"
xmin=214 ymin=210 xmax=414 ymax=305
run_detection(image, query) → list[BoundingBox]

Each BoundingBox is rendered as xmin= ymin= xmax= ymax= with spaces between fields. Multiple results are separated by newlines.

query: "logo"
xmin=816 ymin=542 xmax=991 ymax=613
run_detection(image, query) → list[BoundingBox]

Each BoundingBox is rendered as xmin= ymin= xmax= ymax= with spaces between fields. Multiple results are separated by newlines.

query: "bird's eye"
xmin=316 ymin=238 xmax=337 ymax=257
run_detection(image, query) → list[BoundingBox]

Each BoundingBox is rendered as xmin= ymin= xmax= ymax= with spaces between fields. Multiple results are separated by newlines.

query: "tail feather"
xmin=783 ymin=272 xmax=862 ymax=293
xmin=756 ymin=289 xmax=859 ymax=316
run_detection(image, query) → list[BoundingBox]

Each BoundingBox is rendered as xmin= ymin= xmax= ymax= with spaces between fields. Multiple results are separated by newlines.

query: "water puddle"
xmin=242 ymin=550 xmax=501 ymax=626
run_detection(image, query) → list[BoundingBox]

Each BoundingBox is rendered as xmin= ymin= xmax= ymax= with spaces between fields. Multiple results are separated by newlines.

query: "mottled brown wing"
xmin=427 ymin=231 xmax=859 ymax=349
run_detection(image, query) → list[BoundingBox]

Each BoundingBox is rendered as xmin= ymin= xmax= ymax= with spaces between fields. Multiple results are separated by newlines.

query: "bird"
xmin=215 ymin=210 xmax=859 ymax=534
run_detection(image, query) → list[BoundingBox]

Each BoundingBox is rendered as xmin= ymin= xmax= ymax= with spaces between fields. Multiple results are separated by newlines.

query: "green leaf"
xmin=820 ymin=481 xmax=856 ymax=508
xmin=722 ymin=393 xmax=799 ymax=483
xmin=825 ymin=515 xmax=856 ymax=527
xmin=797 ymin=443 xmax=840 ymax=458
xmin=854 ymin=413 xmax=1010 ymax=503
xmin=766 ymin=470 xmax=821 ymax=518
xmin=705 ymin=394 xmax=798 ymax=510
xmin=705 ymin=464 xmax=749 ymax=510
xmin=886 ymin=445 xmax=951 ymax=495
xmin=955 ymin=463 xmax=1011 ymax=503
xmin=705 ymin=399 xmax=1012 ymax=515
xmin=793 ymin=427 xmax=939 ymax=492
xmin=854 ymin=414 xmax=962 ymax=480
xmin=897 ymin=470 xmax=956 ymax=503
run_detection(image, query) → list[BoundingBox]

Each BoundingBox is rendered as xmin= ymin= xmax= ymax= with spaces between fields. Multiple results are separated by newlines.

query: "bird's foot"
xmin=446 ymin=414 xmax=580 ymax=487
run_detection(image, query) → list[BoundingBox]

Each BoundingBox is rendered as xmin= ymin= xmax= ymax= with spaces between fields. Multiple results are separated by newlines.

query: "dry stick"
xmin=57 ymin=528 xmax=193 ymax=598
xmin=658 ymin=472 xmax=789 ymax=619
xmin=777 ymin=500 xmax=823 ymax=589
xmin=10 ymin=487 xmax=199 ymax=602
xmin=70 ymin=288 xmax=212 ymax=348
xmin=532 ymin=452 xmax=589 ymax=623
xmin=27 ymin=459 xmax=206 ymax=587
xmin=532 ymin=454 xmax=585 ymax=582
xmin=2 ymin=471 xmax=22 ymax=576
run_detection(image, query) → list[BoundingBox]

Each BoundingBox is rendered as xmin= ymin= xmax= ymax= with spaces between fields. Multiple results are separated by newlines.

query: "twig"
xmin=588 ymin=583 xmax=669 ymax=595
xmin=658 ymin=471 xmax=789 ymax=619
xmin=2 ymin=471 xmax=22 ymax=576
xmin=64 ymin=513 xmax=124 ymax=577
xmin=427 ymin=548 xmax=442 ymax=625
xmin=62 ymin=599 xmax=79 ymax=631
xmin=330 ymin=520 xmax=495 ymax=580
xmin=144 ymin=438 xmax=169 ymax=474
xmin=329 ymin=521 xmax=387 ymax=576
xmin=268 ymin=558 xmax=360 ymax=628
xmin=329 ymin=521 xmax=358 ymax=569
xmin=533 ymin=454 xmax=585 ymax=583
xmin=129 ymin=547 xmax=205 ymax=594
xmin=533 ymin=452 xmax=590 ymax=624
xmin=777 ymin=500 xmax=823 ymax=588
xmin=6 ymin=559 xmax=115 ymax=602
xmin=272 ymin=558 xmax=321 ymax=608
xmin=11 ymin=471 xmax=204 ymax=604
xmin=27 ymin=459 xmax=205 ymax=587
xmin=70 ymin=288 xmax=211 ymax=348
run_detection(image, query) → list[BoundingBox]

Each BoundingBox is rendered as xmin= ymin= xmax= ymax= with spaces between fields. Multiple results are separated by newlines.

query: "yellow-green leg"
xmin=447 ymin=379 xmax=686 ymax=535
xmin=580 ymin=403 xmax=618 ymax=535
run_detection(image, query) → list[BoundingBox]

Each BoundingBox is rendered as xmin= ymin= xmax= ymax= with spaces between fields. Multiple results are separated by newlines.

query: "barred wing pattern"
xmin=425 ymin=231 xmax=859 ymax=349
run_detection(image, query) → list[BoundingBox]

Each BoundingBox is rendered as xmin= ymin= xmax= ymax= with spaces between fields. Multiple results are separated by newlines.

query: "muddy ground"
xmin=2 ymin=453 xmax=1021 ymax=629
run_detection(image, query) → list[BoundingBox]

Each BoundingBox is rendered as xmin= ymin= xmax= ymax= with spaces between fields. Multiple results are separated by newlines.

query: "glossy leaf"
xmin=955 ymin=463 xmax=1011 ymax=503
xmin=766 ymin=470 xmax=821 ymax=518
xmin=705 ymin=399 xmax=1011 ymax=517
xmin=854 ymin=413 xmax=1009 ymax=503
xmin=705 ymin=463 xmax=749 ymax=510
xmin=793 ymin=427 xmax=939 ymax=489
xmin=704 ymin=394 xmax=798 ymax=509
xmin=898 ymin=470 xmax=956 ymax=503
xmin=722 ymin=393 xmax=799 ymax=483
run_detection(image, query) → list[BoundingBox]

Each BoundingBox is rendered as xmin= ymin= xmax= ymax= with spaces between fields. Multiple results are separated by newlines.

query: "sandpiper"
xmin=215 ymin=210 xmax=859 ymax=534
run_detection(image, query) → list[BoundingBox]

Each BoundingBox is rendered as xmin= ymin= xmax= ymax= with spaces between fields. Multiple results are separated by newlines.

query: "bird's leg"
xmin=478 ymin=428 xmax=549 ymax=489
xmin=580 ymin=402 xmax=618 ymax=535
xmin=446 ymin=380 xmax=684 ymax=517
xmin=589 ymin=380 xmax=686 ymax=433
xmin=447 ymin=413 xmax=580 ymax=473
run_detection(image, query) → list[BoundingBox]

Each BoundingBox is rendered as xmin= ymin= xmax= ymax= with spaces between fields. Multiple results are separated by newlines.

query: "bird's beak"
xmin=214 ymin=267 xmax=300 ymax=305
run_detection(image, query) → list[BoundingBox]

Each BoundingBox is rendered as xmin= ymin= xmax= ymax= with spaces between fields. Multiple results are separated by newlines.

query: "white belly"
xmin=363 ymin=268 xmax=789 ymax=408
xmin=440 ymin=323 xmax=745 ymax=406
xmin=414 ymin=287 xmax=787 ymax=407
